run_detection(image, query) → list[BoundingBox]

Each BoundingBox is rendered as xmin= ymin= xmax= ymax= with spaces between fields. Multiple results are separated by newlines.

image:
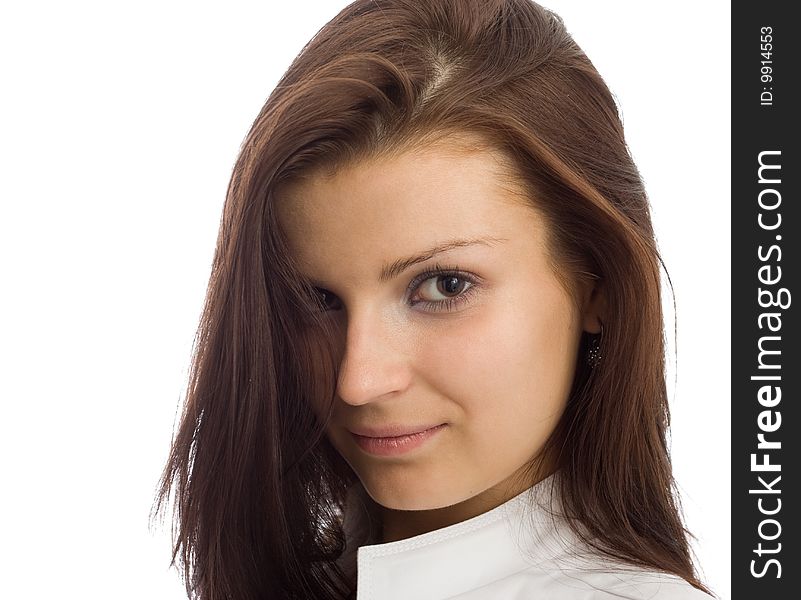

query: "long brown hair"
xmin=152 ymin=0 xmax=711 ymax=597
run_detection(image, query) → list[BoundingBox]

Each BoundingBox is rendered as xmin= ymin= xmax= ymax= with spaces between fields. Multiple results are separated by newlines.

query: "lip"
xmin=349 ymin=423 xmax=447 ymax=457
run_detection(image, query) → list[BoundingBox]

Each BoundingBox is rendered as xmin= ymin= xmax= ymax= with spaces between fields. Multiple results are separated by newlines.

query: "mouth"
xmin=348 ymin=423 xmax=447 ymax=457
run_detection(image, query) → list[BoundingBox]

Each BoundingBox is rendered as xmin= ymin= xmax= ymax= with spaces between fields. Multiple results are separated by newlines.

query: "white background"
xmin=0 ymin=1 xmax=729 ymax=598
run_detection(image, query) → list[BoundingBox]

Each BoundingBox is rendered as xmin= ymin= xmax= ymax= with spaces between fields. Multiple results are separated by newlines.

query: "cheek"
xmin=416 ymin=286 xmax=580 ymax=450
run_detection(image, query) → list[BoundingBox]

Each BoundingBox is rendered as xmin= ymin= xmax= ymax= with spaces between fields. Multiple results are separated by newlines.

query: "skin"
xmin=276 ymin=136 xmax=604 ymax=544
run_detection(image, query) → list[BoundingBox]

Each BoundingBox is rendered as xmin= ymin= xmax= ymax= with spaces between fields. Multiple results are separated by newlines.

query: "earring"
xmin=586 ymin=324 xmax=603 ymax=368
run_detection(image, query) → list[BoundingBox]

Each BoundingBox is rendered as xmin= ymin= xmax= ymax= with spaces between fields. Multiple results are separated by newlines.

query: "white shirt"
xmin=339 ymin=473 xmax=710 ymax=599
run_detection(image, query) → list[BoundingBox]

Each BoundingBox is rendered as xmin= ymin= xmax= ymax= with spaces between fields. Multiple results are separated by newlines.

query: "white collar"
xmin=337 ymin=473 xmax=706 ymax=600
xmin=341 ymin=472 xmax=590 ymax=598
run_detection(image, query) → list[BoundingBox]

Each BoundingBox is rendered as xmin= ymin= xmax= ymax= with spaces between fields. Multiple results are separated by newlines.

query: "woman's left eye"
xmin=410 ymin=266 xmax=479 ymax=313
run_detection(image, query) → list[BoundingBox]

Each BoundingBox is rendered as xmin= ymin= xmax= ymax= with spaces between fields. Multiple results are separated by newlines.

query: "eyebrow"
xmin=378 ymin=235 xmax=508 ymax=283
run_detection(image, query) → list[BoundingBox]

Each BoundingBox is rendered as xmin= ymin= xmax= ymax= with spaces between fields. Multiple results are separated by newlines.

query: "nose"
xmin=335 ymin=305 xmax=412 ymax=406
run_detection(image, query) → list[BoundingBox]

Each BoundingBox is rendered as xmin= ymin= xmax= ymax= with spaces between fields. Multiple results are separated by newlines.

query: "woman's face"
xmin=277 ymin=139 xmax=601 ymax=515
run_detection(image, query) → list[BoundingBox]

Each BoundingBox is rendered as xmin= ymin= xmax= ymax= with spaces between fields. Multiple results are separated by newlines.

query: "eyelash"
xmin=314 ymin=262 xmax=479 ymax=314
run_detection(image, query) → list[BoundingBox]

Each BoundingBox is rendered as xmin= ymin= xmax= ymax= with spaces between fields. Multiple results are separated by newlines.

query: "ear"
xmin=578 ymin=279 xmax=606 ymax=334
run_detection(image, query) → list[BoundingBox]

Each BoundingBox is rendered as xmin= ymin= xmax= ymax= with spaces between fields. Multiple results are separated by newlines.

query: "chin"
xmin=360 ymin=473 xmax=468 ymax=511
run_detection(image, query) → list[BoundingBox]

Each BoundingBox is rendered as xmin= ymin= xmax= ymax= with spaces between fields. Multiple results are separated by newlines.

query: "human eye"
xmin=312 ymin=287 xmax=342 ymax=312
xmin=408 ymin=262 xmax=480 ymax=313
xmin=308 ymin=262 xmax=481 ymax=314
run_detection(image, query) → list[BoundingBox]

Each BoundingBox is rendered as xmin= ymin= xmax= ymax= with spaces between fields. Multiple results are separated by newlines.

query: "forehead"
xmin=274 ymin=141 xmax=551 ymax=281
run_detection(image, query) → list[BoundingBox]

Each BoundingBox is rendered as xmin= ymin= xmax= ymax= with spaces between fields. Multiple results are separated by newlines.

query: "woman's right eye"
xmin=315 ymin=288 xmax=341 ymax=312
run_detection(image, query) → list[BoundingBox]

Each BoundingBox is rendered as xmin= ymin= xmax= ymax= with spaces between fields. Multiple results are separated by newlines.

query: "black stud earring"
xmin=586 ymin=323 xmax=604 ymax=368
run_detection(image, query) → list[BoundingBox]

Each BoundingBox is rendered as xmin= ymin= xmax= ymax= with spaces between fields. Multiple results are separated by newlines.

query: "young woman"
xmin=155 ymin=1 xmax=714 ymax=598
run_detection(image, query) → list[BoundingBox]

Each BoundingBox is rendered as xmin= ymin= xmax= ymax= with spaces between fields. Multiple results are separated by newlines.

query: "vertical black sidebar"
xmin=732 ymin=2 xmax=799 ymax=599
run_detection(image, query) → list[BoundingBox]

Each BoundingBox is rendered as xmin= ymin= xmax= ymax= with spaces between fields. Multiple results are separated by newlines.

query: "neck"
xmin=375 ymin=465 xmax=553 ymax=544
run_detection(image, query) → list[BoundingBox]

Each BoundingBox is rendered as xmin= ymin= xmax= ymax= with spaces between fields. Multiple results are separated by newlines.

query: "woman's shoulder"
xmin=448 ymin=563 xmax=712 ymax=600
xmin=532 ymin=565 xmax=712 ymax=599
xmin=504 ymin=522 xmax=713 ymax=599
xmin=506 ymin=477 xmax=713 ymax=599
